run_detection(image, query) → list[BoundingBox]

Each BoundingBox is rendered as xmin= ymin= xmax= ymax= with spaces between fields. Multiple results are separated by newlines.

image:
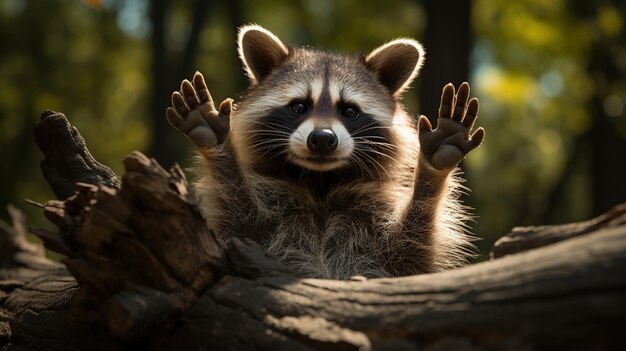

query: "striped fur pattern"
xmin=192 ymin=25 xmax=475 ymax=279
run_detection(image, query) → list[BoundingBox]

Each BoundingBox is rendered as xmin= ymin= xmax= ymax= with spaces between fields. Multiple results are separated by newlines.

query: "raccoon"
xmin=166 ymin=25 xmax=485 ymax=279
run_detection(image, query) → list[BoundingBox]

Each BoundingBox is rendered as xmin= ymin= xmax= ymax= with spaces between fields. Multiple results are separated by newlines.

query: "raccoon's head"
xmin=231 ymin=25 xmax=424 ymax=178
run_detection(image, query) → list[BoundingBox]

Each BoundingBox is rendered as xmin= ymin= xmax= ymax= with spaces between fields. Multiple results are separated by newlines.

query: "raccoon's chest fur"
xmin=195 ymin=149 xmax=414 ymax=279
xmin=251 ymin=191 xmax=394 ymax=279
xmin=253 ymin=187 xmax=407 ymax=279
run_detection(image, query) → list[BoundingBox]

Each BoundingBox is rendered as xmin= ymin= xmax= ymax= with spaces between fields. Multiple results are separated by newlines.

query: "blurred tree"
xmin=418 ymin=0 xmax=472 ymax=121
xmin=0 ymin=0 xmax=149 ymax=227
xmin=576 ymin=1 xmax=626 ymax=216
xmin=148 ymin=0 xmax=212 ymax=168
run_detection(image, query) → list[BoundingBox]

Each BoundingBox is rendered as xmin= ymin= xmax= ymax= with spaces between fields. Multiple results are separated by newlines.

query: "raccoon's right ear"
xmin=238 ymin=25 xmax=289 ymax=85
xmin=365 ymin=39 xmax=425 ymax=96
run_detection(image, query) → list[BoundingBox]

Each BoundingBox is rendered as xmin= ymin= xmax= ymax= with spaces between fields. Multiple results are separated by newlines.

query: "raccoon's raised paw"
xmin=418 ymin=82 xmax=485 ymax=170
xmin=166 ymin=71 xmax=232 ymax=149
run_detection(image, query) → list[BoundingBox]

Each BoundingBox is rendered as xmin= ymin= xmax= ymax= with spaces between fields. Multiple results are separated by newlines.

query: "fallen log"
xmin=0 ymin=111 xmax=624 ymax=350
xmin=33 ymin=110 xmax=120 ymax=200
xmin=491 ymin=203 xmax=626 ymax=259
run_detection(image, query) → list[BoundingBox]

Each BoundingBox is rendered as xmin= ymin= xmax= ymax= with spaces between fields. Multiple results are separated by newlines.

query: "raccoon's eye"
xmin=290 ymin=102 xmax=308 ymax=115
xmin=340 ymin=105 xmax=359 ymax=119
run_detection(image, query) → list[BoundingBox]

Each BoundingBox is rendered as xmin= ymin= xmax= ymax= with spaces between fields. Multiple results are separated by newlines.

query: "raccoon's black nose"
xmin=307 ymin=129 xmax=338 ymax=153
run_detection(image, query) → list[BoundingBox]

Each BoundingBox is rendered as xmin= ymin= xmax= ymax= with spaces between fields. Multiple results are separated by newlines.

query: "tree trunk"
xmin=148 ymin=0 xmax=213 ymax=168
xmin=418 ymin=0 xmax=472 ymax=122
xmin=1 ymin=111 xmax=625 ymax=351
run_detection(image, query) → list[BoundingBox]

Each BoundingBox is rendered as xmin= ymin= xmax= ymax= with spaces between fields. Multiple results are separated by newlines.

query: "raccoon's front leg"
xmin=166 ymin=71 xmax=233 ymax=149
xmin=401 ymin=83 xmax=485 ymax=271
xmin=412 ymin=83 xmax=484 ymax=198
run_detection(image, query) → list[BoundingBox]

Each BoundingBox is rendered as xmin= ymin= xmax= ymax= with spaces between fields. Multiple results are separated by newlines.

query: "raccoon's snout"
xmin=307 ymin=129 xmax=338 ymax=153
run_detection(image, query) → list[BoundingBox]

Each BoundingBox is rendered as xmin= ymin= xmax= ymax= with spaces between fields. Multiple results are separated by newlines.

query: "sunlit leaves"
xmin=597 ymin=5 xmax=623 ymax=37
xmin=468 ymin=0 xmax=623 ymax=245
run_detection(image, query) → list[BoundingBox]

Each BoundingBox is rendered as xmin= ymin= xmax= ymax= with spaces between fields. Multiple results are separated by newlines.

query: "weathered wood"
xmin=29 ymin=152 xmax=227 ymax=342
xmin=1 ymin=205 xmax=71 ymax=351
xmin=491 ymin=203 xmax=626 ymax=259
xmin=33 ymin=110 xmax=120 ymax=199
xmin=0 ymin=205 xmax=67 ymax=283
xmin=2 ymin=150 xmax=625 ymax=350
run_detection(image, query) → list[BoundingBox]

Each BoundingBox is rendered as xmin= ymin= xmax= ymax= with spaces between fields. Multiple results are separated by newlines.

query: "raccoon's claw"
xmin=166 ymin=71 xmax=231 ymax=149
xmin=418 ymin=82 xmax=485 ymax=170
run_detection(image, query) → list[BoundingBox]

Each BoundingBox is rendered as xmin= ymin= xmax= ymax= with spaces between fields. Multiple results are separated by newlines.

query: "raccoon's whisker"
xmin=249 ymin=145 xmax=289 ymax=156
xmin=352 ymin=136 xmax=392 ymax=143
xmin=353 ymin=139 xmax=402 ymax=159
xmin=351 ymin=122 xmax=393 ymax=136
xmin=353 ymin=140 xmax=399 ymax=154
xmin=352 ymin=135 xmax=395 ymax=144
xmin=253 ymin=144 xmax=290 ymax=161
xmin=350 ymin=149 xmax=378 ymax=179
xmin=356 ymin=151 xmax=385 ymax=179
xmin=368 ymin=150 xmax=402 ymax=165
xmin=352 ymin=136 xmax=397 ymax=146
xmin=353 ymin=126 xmax=396 ymax=135
xmin=361 ymin=153 xmax=391 ymax=180
xmin=352 ymin=135 xmax=395 ymax=145
xmin=352 ymin=129 xmax=388 ymax=140
xmin=250 ymin=120 xmax=290 ymax=127
xmin=353 ymin=142 xmax=398 ymax=159
xmin=354 ymin=156 xmax=370 ymax=179
xmin=296 ymin=166 xmax=312 ymax=182
xmin=352 ymin=154 xmax=374 ymax=179
xmin=347 ymin=155 xmax=368 ymax=179
xmin=250 ymin=140 xmax=289 ymax=150
xmin=243 ymin=120 xmax=294 ymax=133
xmin=251 ymin=129 xmax=292 ymax=134
xmin=242 ymin=130 xmax=292 ymax=138
xmin=346 ymin=152 xmax=366 ymax=178
xmin=252 ymin=145 xmax=287 ymax=154
xmin=350 ymin=121 xmax=378 ymax=135
xmin=251 ymin=138 xmax=290 ymax=147
xmin=245 ymin=137 xmax=289 ymax=159
xmin=352 ymin=147 xmax=393 ymax=180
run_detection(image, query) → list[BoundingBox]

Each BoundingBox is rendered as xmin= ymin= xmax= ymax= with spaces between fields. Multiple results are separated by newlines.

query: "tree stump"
xmin=1 ymin=111 xmax=625 ymax=350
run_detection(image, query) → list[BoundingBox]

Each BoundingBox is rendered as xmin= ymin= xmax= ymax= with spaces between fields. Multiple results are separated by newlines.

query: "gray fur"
xmin=191 ymin=26 xmax=475 ymax=279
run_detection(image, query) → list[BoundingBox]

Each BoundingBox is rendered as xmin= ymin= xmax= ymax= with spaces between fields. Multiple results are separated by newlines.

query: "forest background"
xmin=1 ymin=0 xmax=624 ymax=259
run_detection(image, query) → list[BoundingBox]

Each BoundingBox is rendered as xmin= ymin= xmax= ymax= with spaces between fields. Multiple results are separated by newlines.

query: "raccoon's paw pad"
xmin=418 ymin=82 xmax=485 ymax=171
xmin=166 ymin=71 xmax=231 ymax=149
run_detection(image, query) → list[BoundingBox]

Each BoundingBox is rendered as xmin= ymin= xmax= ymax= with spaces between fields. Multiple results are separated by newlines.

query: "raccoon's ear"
xmin=365 ymin=39 xmax=425 ymax=96
xmin=238 ymin=25 xmax=289 ymax=85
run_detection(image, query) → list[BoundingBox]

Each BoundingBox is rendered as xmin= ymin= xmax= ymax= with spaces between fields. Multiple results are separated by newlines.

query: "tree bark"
xmin=1 ymin=111 xmax=625 ymax=350
xmin=33 ymin=110 xmax=119 ymax=200
xmin=491 ymin=202 xmax=626 ymax=259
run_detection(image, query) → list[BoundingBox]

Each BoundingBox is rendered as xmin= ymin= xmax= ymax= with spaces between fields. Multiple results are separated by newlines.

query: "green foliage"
xmin=0 ymin=0 xmax=149 ymax=227
xmin=469 ymin=0 xmax=625 ymax=252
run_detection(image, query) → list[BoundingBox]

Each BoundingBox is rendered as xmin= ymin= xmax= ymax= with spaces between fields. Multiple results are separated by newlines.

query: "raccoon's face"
xmin=231 ymin=25 xmax=424 ymax=177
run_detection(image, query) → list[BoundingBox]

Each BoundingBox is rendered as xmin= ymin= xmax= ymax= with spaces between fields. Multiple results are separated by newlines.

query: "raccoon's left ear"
xmin=365 ymin=39 xmax=425 ymax=96
xmin=238 ymin=25 xmax=290 ymax=85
